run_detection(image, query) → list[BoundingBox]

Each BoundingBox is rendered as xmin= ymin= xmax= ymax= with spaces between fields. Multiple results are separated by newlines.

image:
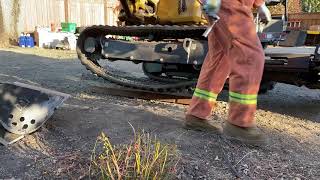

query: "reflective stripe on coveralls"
xmin=187 ymin=0 xmax=265 ymax=128
xmin=229 ymin=91 xmax=257 ymax=105
xmin=193 ymin=88 xmax=218 ymax=102
xmin=193 ymin=89 xmax=258 ymax=105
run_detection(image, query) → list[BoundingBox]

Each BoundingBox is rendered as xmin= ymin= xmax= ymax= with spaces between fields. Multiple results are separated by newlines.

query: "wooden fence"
xmin=18 ymin=0 xmax=118 ymax=32
xmin=11 ymin=1 xmax=320 ymax=33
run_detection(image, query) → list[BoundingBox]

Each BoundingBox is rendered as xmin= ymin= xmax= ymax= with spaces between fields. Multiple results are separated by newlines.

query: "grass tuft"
xmin=90 ymin=131 xmax=179 ymax=180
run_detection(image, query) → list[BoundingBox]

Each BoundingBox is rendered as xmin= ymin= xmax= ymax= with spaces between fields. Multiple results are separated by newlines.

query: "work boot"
xmin=222 ymin=121 xmax=267 ymax=146
xmin=184 ymin=115 xmax=221 ymax=133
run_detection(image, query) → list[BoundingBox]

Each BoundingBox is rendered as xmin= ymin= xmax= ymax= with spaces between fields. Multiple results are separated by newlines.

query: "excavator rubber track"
xmin=76 ymin=25 xmax=207 ymax=92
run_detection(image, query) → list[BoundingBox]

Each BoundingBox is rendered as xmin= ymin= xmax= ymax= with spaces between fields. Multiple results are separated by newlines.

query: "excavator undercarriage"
xmin=76 ymin=0 xmax=320 ymax=94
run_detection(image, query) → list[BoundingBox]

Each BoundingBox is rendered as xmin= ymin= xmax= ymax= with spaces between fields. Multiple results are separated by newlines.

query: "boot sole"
xmin=223 ymin=129 xmax=267 ymax=147
xmin=184 ymin=122 xmax=222 ymax=134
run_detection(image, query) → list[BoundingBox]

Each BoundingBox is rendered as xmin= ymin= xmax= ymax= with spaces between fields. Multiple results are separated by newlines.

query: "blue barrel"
xmin=26 ymin=35 xmax=35 ymax=48
xmin=29 ymin=36 xmax=35 ymax=47
xmin=25 ymin=36 xmax=30 ymax=47
xmin=18 ymin=35 xmax=26 ymax=47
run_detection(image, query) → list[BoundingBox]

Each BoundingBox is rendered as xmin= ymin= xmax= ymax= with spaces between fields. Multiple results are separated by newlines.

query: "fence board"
xmin=105 ymin=1 xmax=118 ymax=26
xmin=19 ymin=0 xmax=65 ymax=32
xmin=16 ymin=0 xmax=118 ymax=33
xmin=66 ymin=0 xmax=105 ymax=26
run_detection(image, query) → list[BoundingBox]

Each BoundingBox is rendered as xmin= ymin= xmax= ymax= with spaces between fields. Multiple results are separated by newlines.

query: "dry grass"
xmin=0 ymin=46 xmax=77 ymax=59
xmin=90 ymin=131 xmax=179 ymax=180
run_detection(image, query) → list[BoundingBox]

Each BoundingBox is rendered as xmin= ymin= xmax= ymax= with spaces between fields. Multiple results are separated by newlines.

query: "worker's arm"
xmin=256 ymin=1 xmax=272 ymax=23
xmin=200 ymin=0 xmax=221 ymax=37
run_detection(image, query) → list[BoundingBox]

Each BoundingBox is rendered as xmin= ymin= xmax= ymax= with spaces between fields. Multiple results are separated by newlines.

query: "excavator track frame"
xmin=77 ymin=25 xmax=208 ymax=92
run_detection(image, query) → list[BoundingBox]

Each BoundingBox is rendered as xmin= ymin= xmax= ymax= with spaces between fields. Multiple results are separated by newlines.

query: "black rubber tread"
xmin=78 ymin=25 xmax=207 ymax=40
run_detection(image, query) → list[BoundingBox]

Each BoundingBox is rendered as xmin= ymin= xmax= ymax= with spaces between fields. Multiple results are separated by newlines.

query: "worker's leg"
xmin=227 ymin=40 xmax=265 ymax=127
xmin=187 ymin=40 xmax=231 ymax=120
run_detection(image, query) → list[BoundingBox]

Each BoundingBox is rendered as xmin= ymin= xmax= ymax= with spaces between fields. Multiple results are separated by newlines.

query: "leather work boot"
xmin=184 ymin=115 xmax=222 ymax=133
xmin=223 ymin=121 xmax=267 ymax=146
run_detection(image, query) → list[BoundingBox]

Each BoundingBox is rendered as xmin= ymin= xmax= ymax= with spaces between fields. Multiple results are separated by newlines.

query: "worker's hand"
xmin=258 ymin=3 xmax=272 ymax=24
xmin=202 ymin=0 xmax=221 ymax=19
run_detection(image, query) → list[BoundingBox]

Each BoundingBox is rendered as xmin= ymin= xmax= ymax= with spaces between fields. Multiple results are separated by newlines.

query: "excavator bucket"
xmin=0 ymin=82 xmax=70 ymax=136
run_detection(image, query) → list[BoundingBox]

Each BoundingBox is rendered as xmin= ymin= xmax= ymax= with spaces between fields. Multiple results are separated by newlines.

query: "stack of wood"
xmin=269 ymin=0 xmax=302 ymax=15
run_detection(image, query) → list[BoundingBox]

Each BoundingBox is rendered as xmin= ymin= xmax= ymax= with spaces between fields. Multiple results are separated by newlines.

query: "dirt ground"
xmin=0 ymin=47 xmax=319 ymax=179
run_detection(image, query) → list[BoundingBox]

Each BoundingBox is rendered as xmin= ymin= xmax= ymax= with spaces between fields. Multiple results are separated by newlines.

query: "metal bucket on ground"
xmin=0 ymin=82 xmax=70 ymax=135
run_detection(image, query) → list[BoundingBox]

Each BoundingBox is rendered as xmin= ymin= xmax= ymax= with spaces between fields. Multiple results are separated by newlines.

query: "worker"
xmin=185 ymin=0 xmax=272 ymax=146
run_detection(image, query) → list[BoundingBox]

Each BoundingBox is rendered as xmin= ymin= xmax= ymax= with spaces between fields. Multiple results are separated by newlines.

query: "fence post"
xmin=64 ymin=0 xmax=69 ymax=22
xmin=105 ymin=0 xmax=119 ymax=26
xmin=104 ymin=0 xmax=108 ymax=25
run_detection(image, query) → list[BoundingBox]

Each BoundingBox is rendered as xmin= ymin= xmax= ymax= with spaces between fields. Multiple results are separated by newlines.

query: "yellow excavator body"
xmin=156 ymin=0 xmax=207 ymax=24
xmin=120 ymin=0 xmax=207 ymax=24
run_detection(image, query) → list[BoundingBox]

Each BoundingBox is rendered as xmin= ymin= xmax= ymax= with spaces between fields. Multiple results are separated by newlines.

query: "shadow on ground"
xmin=0 ymin=50 xmax=319 ymax=122
xmin=0 ymin=50 xmax=319 ymax=179
xmin=1 ymin=94 xmax=319 ymax=179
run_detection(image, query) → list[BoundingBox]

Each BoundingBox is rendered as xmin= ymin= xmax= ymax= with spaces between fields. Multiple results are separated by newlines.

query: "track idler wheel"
xmin=84 ymin=37 xmax=97 ymax=53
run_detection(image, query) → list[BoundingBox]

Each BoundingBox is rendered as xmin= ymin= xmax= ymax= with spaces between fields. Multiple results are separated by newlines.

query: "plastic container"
xmin=25 ymin=34 xmax=30 ymax=47
xmin=18 ymin=34 xmax=26 ymax=48
xmin=25 ymin=34 xmax=35 ymax=48
xmin=30 ymin=36 xmax=35 ymax=47
xmin=61 ymin=22 xmax=77 ymax=33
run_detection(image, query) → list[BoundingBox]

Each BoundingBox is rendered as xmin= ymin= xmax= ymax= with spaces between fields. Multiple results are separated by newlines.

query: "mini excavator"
xmin=76 ymin=0 xmax=320 ymax=93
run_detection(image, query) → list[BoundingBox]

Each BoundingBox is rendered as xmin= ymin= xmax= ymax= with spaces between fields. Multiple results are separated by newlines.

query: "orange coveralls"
xmin=187 ymin=0 xmax=265 ymax=128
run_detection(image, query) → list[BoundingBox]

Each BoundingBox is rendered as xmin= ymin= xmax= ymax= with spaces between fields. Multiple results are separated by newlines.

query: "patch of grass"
xmin=0 ymin=46 xmax=77 ymax=59
xmin=90 ymin=131 xmax=179 ymax=180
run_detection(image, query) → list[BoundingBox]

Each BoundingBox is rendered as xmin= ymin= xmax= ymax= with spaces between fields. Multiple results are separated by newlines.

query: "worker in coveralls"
xmin=185 ymin=0 xmax=272 ymax=146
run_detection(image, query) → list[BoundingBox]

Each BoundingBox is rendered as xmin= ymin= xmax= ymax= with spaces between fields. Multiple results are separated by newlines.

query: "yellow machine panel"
xmin=122 ymin=0 xmax=207 ymax=25
xmin=156 ymin=0 xmax=207 ymax=24
xmin=127 ymin=0 xmax=157 ymax=15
